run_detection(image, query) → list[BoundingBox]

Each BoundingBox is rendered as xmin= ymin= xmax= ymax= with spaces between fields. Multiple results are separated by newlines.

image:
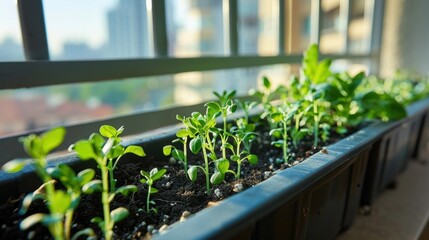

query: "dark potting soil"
xmin=0 ymin=124 xmax=358 ymax=240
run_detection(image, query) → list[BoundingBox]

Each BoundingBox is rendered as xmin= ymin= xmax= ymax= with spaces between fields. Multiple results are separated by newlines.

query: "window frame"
xmin=0 ymin=0 xmax=385 ymax=161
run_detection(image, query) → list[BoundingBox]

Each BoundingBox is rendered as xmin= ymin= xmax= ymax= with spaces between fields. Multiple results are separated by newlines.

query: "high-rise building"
xmin=107 ymin=0 xmax=150 ymax=58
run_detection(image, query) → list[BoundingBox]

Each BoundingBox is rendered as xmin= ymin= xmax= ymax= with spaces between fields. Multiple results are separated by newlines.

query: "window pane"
xmin=0 ymin=1 xmax=25 ymax=61
xmin=331 ymin=59 xmax=369 ymax=75
xmin=43 ymin=0 xmax=151 ymax=60
xmin=0 ymin=76 xmax=175 ymax=137
xmin=348 ymin=0 xmax=370 ymax=53
xmin=166 ymin=0 xmax=224 ymax=57
xmin=0 ymin=64 xmax=300 ymax=137
xmin=287 ymin=0 xmax=312 ymax=54
xmin=319 ymin=0 xmax=344 ymax=54
xmin=238 ymin=0 xmax=279 ymax=55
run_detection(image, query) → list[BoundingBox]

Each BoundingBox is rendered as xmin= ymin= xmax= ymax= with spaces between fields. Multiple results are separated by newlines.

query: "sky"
xmin=0 ymin=0 xmax=116 ymax=55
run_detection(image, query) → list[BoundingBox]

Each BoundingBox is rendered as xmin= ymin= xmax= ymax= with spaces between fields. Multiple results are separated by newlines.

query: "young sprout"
xmin=222 ymin=126 xmax=258 ymax=179
xmin=209 ymin=90 xmax=237 ymax=159
xmin=185 ymin=111 xmax=218 ymax=194
xmin=140 ymin=168 xmax=167 ymax=213
xmin=235 ymin=99 xmax=257 ymax=126
xmin=47 ymin=164 xmax=96 ymax=240
xmin=163 ymin=115 xmax=194 ymax=175
xmin=290 ymin=102 xmax=310 ymax=150
xmin=1 ymin=127 xmax=95 ymax=240
xmin=269 ymin=105 xmax=296 ymax=164
xmin=70 ymin=125 xmax=145 ymax=240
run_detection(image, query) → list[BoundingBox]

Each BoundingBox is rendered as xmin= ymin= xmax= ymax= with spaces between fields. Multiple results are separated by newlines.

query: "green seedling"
xmin=290 ymin=102 xmax=310 ymax=150
xmin=47 ymin=164 xmax=96 ymax=240
xmin=235 ymin=99 xmax=258 ymax=128
xmin=140 ymin=168 xmax=167 ymax=214
xmin=70 ymin=125 xmax=145 ymax=240
xmin=1 ymin=127 xmax=95 ymax=240
xmin=222 ymin=126 xmax=258 ymax=179
xmin=209 ymin=90 xmax=237 ymax=159
xmin=268 ymin=105 xmax=295 ymax=163
xmin=163 ymin=115 xmax=195 ymax=175
xmin=185 ymin=110 xmax=218 ymax=194
xmin=251 ymin=76 xmax=274 ymax=106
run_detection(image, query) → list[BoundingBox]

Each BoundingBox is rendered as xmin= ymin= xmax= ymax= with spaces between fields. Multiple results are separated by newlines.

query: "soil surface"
xmin=0 ymin=123 xmax=357 ymax=240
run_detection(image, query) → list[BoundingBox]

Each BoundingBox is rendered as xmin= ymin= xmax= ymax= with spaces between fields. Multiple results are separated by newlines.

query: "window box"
xmin=1 ymin=98 xmax=428 ymax=239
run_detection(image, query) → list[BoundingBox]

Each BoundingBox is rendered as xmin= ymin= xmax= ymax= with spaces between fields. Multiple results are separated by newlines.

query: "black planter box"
xmin=361 ymin=97 xmax=429 ymax=206
xmin=1 ymin=98 xmax=429 ymax=240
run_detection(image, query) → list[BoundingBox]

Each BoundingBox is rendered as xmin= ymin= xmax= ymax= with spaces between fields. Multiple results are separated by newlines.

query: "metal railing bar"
xmin=340 ymin=0 xmax=351 ymax=53
xmin=149 ymin=0 xmax=168 ymax=57
xmin=223 ymin=0 xmax=239 ymax=55
xmin=310 ymin=0 xmax=321 ymax=44
xmin=16 ymin=0 xmax=50 ymax=60
xmin=278 ymin=0 xmax=286 ymax=54
xmin=0 ymin=53 xmax=374 ymax=90
xmin=367 ymin=0 xmax=384 ymax=74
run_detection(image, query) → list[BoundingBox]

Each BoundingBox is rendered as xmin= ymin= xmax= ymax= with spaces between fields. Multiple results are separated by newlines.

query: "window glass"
xmin=331 ymin=59 xmax=369 ymax=75
xmin=286 ymin=0 xmax=311 ymax=54
xmin=319 ymin=0 xmax=344 ymax=53
xmin=0 ymin=64 xmax=300 ymax=137
xmin=43 ymin=0 xmax=151 ymax=60
xmin=0 ymin=76 xmax=174 ymax=137
xmin=166 ymin=0 xmax=224 ymax=57
xmin=0 ymin=0 xmax=25 ymax=61
xmin=238 ymin=0 xmax=279 ymax=55
xmin=348 ymin=0 xmax=370 ymax=53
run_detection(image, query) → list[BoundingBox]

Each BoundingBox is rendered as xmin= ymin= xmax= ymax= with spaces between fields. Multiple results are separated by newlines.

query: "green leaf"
xmin=20 ymin=213 xmax=46 ymax=230
xmin=89 ymin=133 xmax=105 ymax=149
xmin=350 ymin=72 xmax=365 ymax=93
xmin=51 ymin=190 xmax=72 ymax=214
xmin=247 ymin=154 xmax=258 ymax=165
xmin=215 ymin=158 xmax=230 ymax=174
xmin=2 ymin=159 xmax=29 ymax=173
xmin=41 ymin=127 xmax=66 ymax=155
xmin=110 ymin=207 xmax=129 ymax=223
xmin=124 ymin=145 xmax=145 ymax=157
xmin=72 ymin=228 xmax=96 ymax=240
xmin=176 ymin=129 xmax=190 ymax=138
xmin=151 ymin=168 xmax=167 ymax=181
xmin=22 ymin=135 xmax=43 ymax=159
xmin=149 ymin=187 xmax=158 ymax=194
xmin=99 ymin=125 xmax=117 ymax=138
xmin=270 ymin=112 xmax=283 ymax=122
xmin=210 ymin=172 xmax=224 ymax=185
xmin=263 ymin=76 xmax=271 ymax=89
xmin=271 ymin=140 xmax=284 ymax=148
xmin=77 ymin=169 xmax=96 ymax=186
xmin=140 ymin=170 xmax=150 ymax=179
xmin=82 ymin=180 xmax=102 ymax=194
xmin=19 ymin=193 xmax=36 ymax=215
xmin=231 ymin=155 xmax=240 ymax=162
xmin=222 ymin=142 xmax=234 ymax=151
xmin=72 ymin=140 xmax=97 ymax=160
xmin=189 ymin=137 xmax=202 ymax=154
xmin=163 ymin=145 xmax=173 ymax=156
xmin=269 ymin=128 xmax=282 ymax=136
xmin=187 ymin=166 xmax=198 ymax=181
xmin=205 ymin=102 xmax=221 ymax=112
xmin=52 ymin=164 xmax=76 ymax=180
xmin=116 ymin=185 xmax=138 ymax=196
xmin=172 ymin=149 xmax=185 ymax=162
xmin=360 ymin=92 xmax=407 ymax=121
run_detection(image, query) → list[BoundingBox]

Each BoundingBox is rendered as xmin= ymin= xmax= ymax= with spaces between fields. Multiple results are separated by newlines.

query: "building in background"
xmin=107 ymin=0 xmax=150 ymax=58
